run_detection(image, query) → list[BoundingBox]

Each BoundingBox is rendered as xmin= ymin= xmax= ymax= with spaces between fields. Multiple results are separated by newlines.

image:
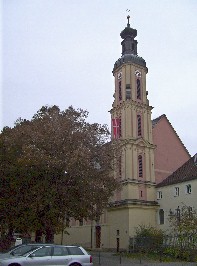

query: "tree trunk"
xmin=45 ymin=227 xmax=54 ymax=243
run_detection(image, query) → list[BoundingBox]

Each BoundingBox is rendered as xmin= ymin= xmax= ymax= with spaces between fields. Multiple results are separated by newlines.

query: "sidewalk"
xmin=91 ymin=251 xmax=197 ymax=266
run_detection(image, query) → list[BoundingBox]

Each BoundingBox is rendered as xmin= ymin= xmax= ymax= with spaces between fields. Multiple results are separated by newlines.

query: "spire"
xmin=113 ymin=15 xmax=147 ymax=73
xmin=127 ymin=15 xmax=130 ymax=27
xmin=120 ymin=16 xmax=137 ymax=56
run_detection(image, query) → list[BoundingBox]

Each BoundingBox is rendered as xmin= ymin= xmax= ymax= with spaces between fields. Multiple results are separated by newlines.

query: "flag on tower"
xmin=112 ymin=118 xmax=120 ymax=139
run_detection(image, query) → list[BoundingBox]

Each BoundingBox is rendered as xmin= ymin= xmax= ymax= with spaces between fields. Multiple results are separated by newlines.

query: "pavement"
xmin=91 ymin=251 xmax=197 ymax=266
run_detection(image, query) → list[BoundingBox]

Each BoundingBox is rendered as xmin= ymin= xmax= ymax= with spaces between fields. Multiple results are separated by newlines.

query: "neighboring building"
xmin=152 ymin=114 xmax=190 ymax=184
xmin=156 ymin=154 xmax=197 ymax=232
xmin=54 ymin=17 xmax=192 ymax=250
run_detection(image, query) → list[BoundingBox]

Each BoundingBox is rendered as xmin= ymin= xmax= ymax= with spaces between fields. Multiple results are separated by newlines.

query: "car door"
xmin=24 ymin=246 xmax=53 ymax=266
xmin=51 ymin=247 xmax=72 ymax=266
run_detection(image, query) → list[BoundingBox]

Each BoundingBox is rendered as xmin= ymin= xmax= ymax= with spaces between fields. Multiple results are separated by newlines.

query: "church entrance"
xmin=116 ymin=238 xmax=120 ymax=252
xmin=95 ymin=225 xmax=101 ymax=248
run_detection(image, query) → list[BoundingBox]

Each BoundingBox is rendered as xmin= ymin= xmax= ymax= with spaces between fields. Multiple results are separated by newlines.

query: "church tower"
xmin=108 ymin=16 xmax=159 ymax=249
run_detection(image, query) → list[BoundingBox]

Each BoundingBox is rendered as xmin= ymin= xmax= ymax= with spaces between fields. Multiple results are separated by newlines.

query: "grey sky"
xmin=2 ymin=0 xmax=197 ymax=156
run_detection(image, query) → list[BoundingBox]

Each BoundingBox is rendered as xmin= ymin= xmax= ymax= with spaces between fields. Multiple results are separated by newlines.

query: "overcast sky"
xmin=1 ymin=0 xmax=197 ymax=156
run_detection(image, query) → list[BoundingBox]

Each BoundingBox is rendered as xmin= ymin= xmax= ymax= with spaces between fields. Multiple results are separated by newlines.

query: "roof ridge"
xmin=157 ymin=154 xmax=197 ymax=187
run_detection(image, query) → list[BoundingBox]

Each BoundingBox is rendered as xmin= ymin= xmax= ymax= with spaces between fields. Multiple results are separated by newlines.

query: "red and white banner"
xmin=112 ymin=118 xmax=120 ymax=139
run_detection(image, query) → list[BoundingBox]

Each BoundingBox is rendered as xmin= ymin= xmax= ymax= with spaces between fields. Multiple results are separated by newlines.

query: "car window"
xmin=67 ymin=247 xmax=84 ymax=255
xmin=30 ymin=247 xmax=52 ymax=257
xmin=53 ymin=247 xmax=69 ymax=256
xmin=6 ymin=245 xmax=23 ymax=253
xmin=12 ymin=246 xmax=39 ymax=255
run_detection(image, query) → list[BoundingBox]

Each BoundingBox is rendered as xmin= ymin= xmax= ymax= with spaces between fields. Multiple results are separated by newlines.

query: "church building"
xmin=55 ymin=17 xmax=191 ymax=250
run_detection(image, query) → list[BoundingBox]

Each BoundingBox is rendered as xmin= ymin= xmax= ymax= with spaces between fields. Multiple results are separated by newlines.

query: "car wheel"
xmin=70 ymin=264 xmax=81 ymax=266
xmin=9 ymin=264 xmax=21 ymax=266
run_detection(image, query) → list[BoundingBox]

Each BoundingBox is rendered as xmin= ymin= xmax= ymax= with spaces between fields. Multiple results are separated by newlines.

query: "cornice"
xmin=108 ymin=199 xmax=159 ymax=209
xmin=121 ymin=179 xmax=156 ymax=186
xmin=109 ymin=99 xmax=153 ymax=114
xmin=119 ymin=138 xmax=156 ymax=149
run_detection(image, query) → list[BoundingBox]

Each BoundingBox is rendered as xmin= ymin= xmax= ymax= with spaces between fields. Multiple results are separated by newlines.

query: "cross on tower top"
xmin=127 ymin=15 xmax=130 ymax=27
xmin=126 ymin=9 xmax=131 ymax=27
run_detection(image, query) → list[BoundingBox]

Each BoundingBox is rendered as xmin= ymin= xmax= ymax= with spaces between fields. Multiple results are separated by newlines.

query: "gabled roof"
xmin=152 ymin=114 xmax=190 ymax=156
xmin=156 ymin=154 xmax=197 ymax=187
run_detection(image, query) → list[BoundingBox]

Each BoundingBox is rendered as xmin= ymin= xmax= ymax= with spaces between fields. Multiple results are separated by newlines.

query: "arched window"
xmin=137 ymin=115 xmax=142 ymax=136
xmin=118 ymin=155 xmax=122 ymax=178
xmin=118 ymin=81 xmax=122 ymax=101
xmin=138 ymin=155 xmax=143 ymax=178
xmin=136 ymin=78 xmax=141 ymax=100
xmin=159 ymin=209 xmax=164 ymax=225
xmin=119 ymin=117 xmax=122 ymax=137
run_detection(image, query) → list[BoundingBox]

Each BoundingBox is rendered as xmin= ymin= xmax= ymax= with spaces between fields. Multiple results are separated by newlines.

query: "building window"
xmin=118 ymin=81 xmax=122 ymax=101
xmin=137 ymin=115 xmax=142 ymax=136
xmin=157 ymin=191 xmax=162 ymax=199
xmin=138 ymin=155 xmax=143 ymax=178
xmin=136 ymin=78 xmax=141 ymax=100
xmin=176 ymin=206 xmax=181 ymax=222
xmin=159 ymin=209 xmax=164 ymax=224
xmin=186 ymin=184 xmax=191 ymax=194
xmin=174 ymin=187 xmax=179 ymax=197
xmin=126 ymin=84 xmax=131 ymax=100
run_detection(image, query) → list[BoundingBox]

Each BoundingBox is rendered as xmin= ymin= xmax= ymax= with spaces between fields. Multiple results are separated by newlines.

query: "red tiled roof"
xmin=156 ymin=154 xmax=197 ymax=187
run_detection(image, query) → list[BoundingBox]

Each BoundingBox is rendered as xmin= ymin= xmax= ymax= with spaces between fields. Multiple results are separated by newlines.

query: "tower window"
xmin=126 ymin=84 xmax=131 ymax=100
xmin=118 ymin=81 xmax=122 ymax=101
xmin=137 ymin=115 xmax=142 ymax=136
xmin=119 ymin=117 xmax=122 ymax=137
xmin=136 ymin=79 xmax=141 ymax=100
xmin=118 ymin=156 xmax=122 ymax=178
xmin=138 ymin=155 xmax=143 ymax=178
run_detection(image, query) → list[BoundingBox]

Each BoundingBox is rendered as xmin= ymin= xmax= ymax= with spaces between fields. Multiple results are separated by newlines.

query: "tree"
xmin=167 ymin=205 xmax=197 ymax=260
xmin=0 ymin=105 xmax=120 ymax=243
xmin=133 ymin=225 xmax=165 ymax=253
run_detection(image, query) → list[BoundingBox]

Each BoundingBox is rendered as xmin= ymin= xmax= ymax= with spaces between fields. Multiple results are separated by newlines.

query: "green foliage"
xmin=133 ymin=225 xmax=165 ymax=253
xmin=167 ymin=205 xmax=197 ymax=261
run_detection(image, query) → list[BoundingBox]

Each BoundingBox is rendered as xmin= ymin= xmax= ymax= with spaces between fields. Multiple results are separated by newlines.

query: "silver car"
xmin=0 ymin=245 xmax=93 ymax=266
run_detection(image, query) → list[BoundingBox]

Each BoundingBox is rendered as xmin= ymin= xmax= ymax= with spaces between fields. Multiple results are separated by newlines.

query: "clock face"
xmin=135 ymin=70 xmax=141 ymax=78
xmin=117 ymin=72 xmax=122 ymax=80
